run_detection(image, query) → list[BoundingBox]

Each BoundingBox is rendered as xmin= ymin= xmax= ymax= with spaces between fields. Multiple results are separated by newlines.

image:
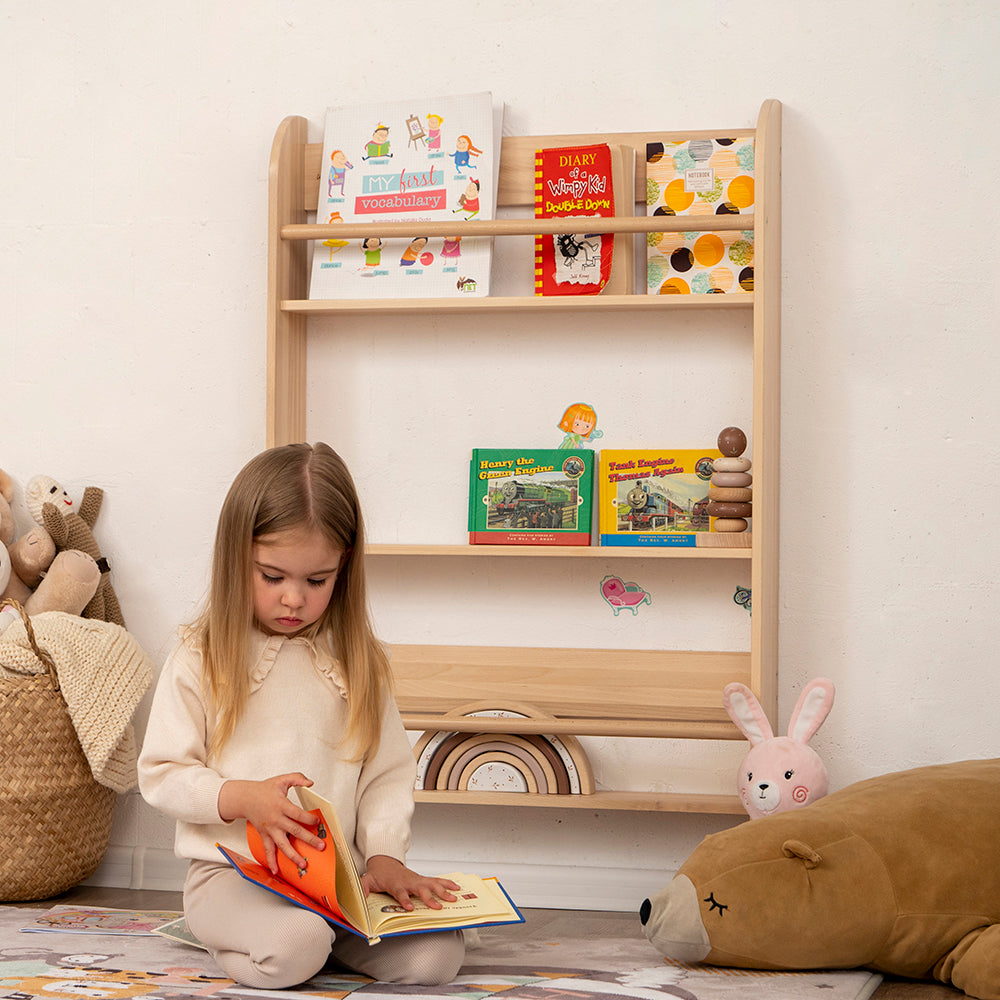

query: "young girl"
xmin=138 ymin=443 xmax=465 ymax=989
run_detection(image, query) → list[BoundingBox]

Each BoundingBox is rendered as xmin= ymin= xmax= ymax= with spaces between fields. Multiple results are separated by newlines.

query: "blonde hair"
xmin=195 ymin=442 xmax=390 ymax=762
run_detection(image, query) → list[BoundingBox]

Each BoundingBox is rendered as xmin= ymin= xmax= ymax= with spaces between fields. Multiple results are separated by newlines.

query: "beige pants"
xmin=184 ymin=861 xmax=465 ymax=989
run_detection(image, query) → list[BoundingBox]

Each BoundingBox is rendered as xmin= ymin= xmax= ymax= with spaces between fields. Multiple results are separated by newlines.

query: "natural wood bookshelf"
xmin=266 ymin=100 xmax=781 ymax=814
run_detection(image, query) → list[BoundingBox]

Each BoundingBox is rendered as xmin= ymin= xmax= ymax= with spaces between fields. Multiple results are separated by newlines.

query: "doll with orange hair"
xmin=557 ymin=402 xmax=602 ymax=449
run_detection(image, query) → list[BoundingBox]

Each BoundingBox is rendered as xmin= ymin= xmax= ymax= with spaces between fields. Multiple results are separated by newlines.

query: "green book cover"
xmin=468 ymin=449 xmax=594 ymax=545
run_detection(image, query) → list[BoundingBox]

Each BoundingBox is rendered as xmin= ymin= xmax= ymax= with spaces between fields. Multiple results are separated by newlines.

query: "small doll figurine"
xmin=557 ymin=402 xmax=602 ymax=449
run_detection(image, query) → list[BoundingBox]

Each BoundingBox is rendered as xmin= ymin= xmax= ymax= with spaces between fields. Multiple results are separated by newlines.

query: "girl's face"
xmin=251 ymin=527 xmax=345 ymax=637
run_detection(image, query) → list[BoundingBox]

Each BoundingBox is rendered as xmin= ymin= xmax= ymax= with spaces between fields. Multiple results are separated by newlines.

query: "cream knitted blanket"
xmin=0 ymin=611 xmax=153 ymax=793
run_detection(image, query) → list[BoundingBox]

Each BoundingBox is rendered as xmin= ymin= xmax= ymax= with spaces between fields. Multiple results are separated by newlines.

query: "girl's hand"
xmin=361 ymin=855 xmax=460 ymax=912
xmin=218 ymin=772 xmax=325 ymax=874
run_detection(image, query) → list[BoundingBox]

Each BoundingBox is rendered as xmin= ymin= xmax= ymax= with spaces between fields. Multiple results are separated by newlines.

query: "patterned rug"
xmin=0 ymin=905 xmax=882 ymax=1000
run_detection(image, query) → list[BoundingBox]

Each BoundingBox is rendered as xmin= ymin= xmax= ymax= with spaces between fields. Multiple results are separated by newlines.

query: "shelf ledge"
xmin=368 ymin=542 xmax=751 ymax=559
xmin=414 ymin=789 xmax=746 ymax=814
xmin=283 ymin=214 xmax=754 ymax=242
xmin=283 ymin=294 xmax=753 ymax=315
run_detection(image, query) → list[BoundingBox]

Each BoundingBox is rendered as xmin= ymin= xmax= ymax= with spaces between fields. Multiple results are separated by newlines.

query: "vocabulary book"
xmin=645 ymin=135 xmax=754 ymax=295
xmin=534 ymin=143 xmax=634 ymax=296
xmin=309 ymin=91 xmax=503 ymax=300
xmin=598 ymin=448 xmax=721 ymax=547
xmin=469 ymin=448 xmax=594 ymax=545
xmin=217 ymin=785 xmax=522 ymax=944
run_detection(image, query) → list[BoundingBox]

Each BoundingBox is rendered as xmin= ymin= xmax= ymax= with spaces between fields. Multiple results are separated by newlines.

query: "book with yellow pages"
xmin=216 ymin=785 xmax=523 ymax=944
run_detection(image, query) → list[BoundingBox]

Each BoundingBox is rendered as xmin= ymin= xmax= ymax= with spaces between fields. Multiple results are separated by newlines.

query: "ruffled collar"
xmin=248 ymin=630 xmax=348 ymax=699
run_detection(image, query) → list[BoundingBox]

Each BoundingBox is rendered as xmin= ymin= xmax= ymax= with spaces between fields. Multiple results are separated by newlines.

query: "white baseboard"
xmin=84 ymin=846 xmax=190 ymax=892
xmin=86 ymin=847 xmax=669 ymax=914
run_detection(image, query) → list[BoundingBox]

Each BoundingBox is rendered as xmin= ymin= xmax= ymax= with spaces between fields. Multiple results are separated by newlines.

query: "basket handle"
xmin=0 ymin=598 xmax=60 ymax=691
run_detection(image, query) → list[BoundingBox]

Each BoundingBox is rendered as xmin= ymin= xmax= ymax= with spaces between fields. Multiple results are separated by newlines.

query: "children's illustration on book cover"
xmin=469 ymin=449 xmax=594 ymax=545
xmin=534 ymin=144 xmax=615 ymax=295
xmin=598 ymin=448 xmax=720 ymax=547
xmin=645 ymin=136 xmax=754 ymax=295
xmin=309 ymin=91 xmax=502 ymax=299
xmin=20 ymin=906 xmax=183 ymax=936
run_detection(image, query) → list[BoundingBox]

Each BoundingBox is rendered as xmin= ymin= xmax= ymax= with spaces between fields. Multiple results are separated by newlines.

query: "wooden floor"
xmin=1 ymin=886 xmax=964 ymax=999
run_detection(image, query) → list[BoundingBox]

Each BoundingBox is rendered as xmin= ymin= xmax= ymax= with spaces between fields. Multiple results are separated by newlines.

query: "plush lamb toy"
xmin=639 ymin=758 xmax=1000 ymax=999
xmin=723 ymin=677 xmax=834 ymax=819
xmin=25 ymin=475 xmax=125 ymax=627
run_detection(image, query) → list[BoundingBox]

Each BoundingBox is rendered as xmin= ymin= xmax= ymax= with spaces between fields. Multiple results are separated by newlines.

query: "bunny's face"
xmin=738 ymin=737 xmax=829 ymax=820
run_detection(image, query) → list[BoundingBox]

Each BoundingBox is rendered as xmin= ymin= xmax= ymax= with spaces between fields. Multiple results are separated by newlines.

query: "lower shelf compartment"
xmin=414 ymin=788 xmax=745 ymax=814
xmin=397 ymin=647 xmax=752 ymax=818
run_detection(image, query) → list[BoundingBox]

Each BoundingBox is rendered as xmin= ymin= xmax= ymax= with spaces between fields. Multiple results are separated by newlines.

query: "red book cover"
xmin=534 ymin=143 xmax=615 ymax=295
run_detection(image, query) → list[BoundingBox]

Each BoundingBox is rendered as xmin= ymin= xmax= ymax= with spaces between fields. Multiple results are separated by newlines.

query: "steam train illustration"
xmin=621 ymin=479 xmax=709 ymax=531
xmin=488 ymin=478 xmax=577 ymax=530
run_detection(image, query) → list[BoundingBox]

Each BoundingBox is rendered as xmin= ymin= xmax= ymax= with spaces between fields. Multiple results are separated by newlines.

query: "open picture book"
xmin=216 ymin=785 xmax=523 ymax=944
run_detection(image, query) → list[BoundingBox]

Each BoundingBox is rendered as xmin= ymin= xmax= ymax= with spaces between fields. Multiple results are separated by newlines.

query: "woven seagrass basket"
xmin=0 ymin=600 xmax=116 ymax=901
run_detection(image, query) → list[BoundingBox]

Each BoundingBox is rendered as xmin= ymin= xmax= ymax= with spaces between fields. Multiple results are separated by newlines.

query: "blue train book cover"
xmin=598 ymin=448 xmax=721 ymax=546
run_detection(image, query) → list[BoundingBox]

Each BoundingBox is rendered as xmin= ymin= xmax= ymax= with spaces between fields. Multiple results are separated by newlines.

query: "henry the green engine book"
xmin=598 ymin=448 xmax=720 ymax=547
xmin=469 ymin=448 xmax=594 ymax=545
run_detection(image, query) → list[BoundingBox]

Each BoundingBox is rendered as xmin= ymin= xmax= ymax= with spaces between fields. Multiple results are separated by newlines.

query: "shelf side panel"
xmin=750 ymin=99 xmax=782 ymax=720
xmin=267 ymin=115 xmax=309 ymax=446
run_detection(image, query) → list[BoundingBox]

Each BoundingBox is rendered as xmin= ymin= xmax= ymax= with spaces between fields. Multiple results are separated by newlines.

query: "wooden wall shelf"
xmin=367 ymin=543 xmax=751 ymax=560
xmin=283 ymin=293 xmax=753 ymax=315
xmin=265 ymin=100 xmax=781 ymax=814
xmin=413 ymin=789 xmax=745 ymax=814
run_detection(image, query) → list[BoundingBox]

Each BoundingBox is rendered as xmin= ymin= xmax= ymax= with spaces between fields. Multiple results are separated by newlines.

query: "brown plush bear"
xmin=25 ymin=475 xmax=125 ymax=628
xmin=640 ymin=758 xmax=1000 ymax=999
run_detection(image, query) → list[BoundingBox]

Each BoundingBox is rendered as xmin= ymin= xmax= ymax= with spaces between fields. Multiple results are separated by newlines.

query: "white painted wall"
xmin=3 ymin=2 xmax=998 ymax=912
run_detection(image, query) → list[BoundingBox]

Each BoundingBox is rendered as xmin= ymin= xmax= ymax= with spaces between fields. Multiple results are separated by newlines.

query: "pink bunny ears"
xmin=723 ymin=678 xmax=836 ymax=819
xmin=723 ymin=677 xmax=835 ymax=745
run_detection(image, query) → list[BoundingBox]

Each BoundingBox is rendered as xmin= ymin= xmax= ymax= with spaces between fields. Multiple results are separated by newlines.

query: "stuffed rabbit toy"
xmin=723 ymin=677 xmax=835 ymax=819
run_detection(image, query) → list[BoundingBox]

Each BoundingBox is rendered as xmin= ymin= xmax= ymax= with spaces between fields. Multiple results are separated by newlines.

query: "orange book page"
xmin=246 ymin=811 xmax=346 ymax=923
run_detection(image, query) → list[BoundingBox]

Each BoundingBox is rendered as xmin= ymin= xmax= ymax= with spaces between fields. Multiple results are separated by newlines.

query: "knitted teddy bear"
xmin=0 ymin=468 xmax=101 ymax=632
xmin=25 ymin=475 xmax=125 ymax=628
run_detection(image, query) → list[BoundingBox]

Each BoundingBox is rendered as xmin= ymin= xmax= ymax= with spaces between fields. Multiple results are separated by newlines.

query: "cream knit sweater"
xmin=0 ymin=611 xmax=153 ymax=793
xmin=137 ymin=630 xmax=416 ymax=871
